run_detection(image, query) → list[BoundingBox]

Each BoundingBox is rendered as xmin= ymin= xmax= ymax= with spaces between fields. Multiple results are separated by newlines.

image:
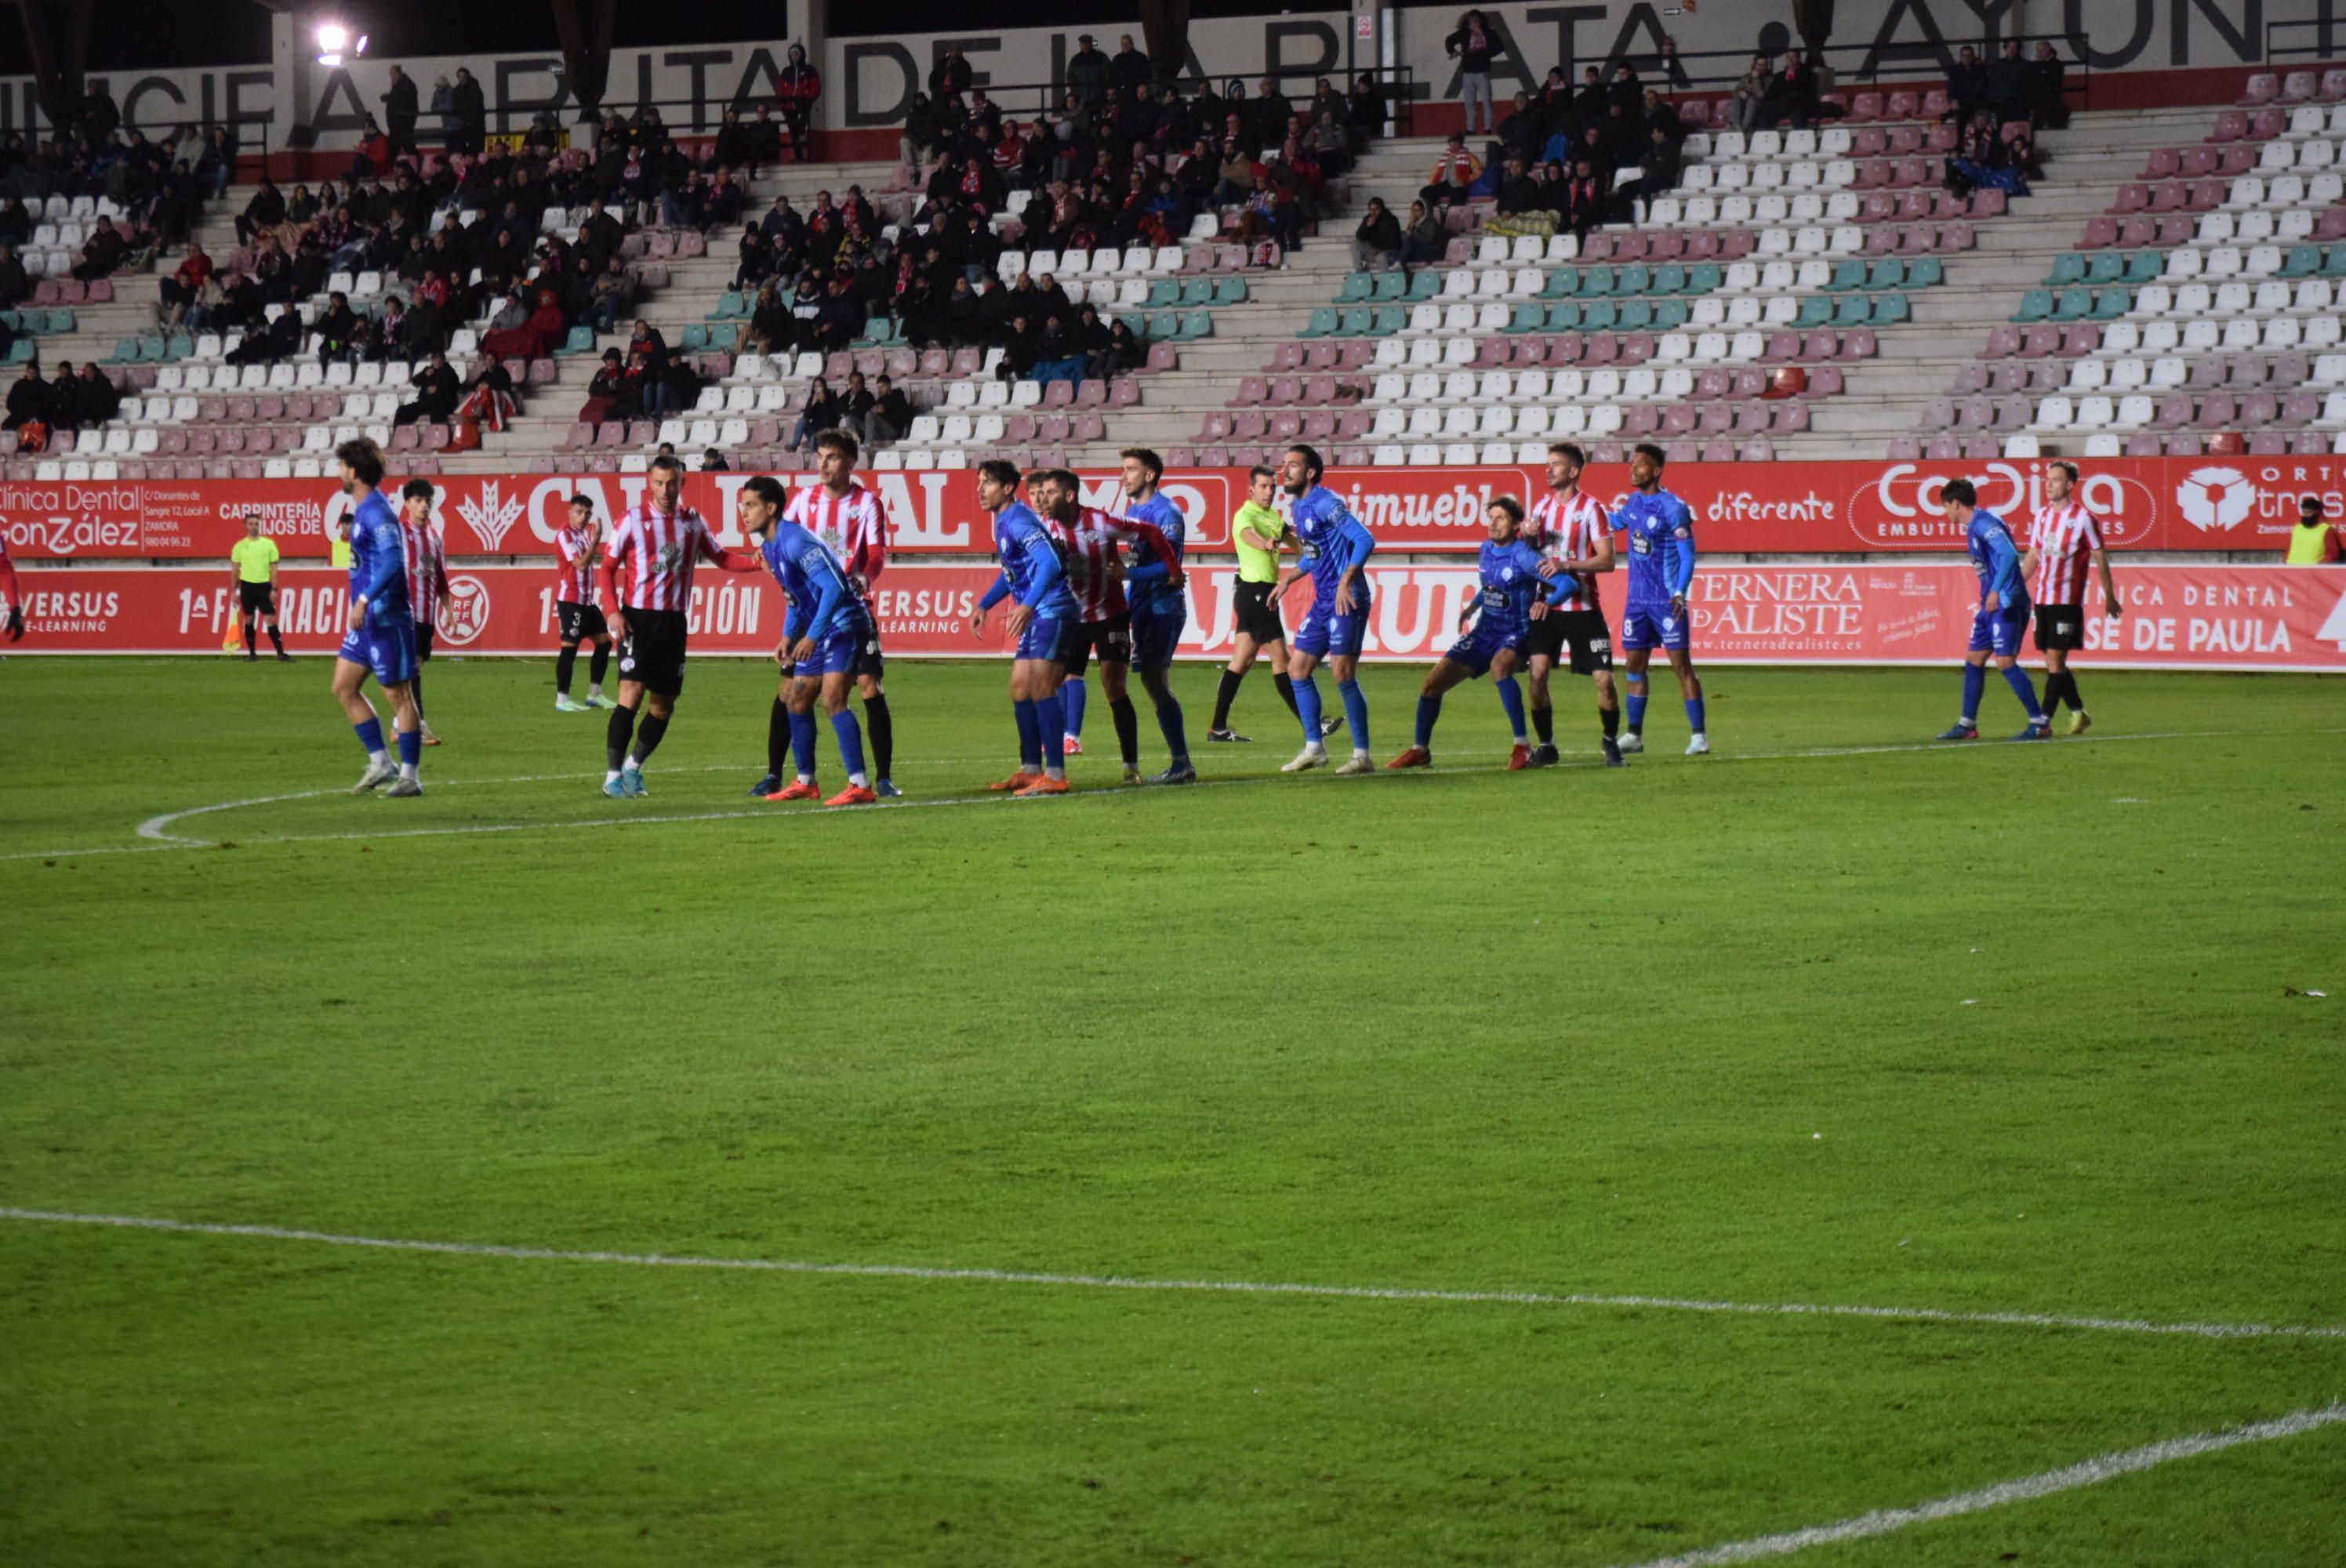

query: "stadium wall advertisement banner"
xmin=4 ymin=459 xmax=2339 ymax=563
xmin=16 ymin=563 xmax=2346 ymax=673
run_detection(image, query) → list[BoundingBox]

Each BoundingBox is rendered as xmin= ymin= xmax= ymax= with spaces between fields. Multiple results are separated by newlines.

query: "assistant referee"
xmin=1208 ymin=463 xmax=1313 ymax=742
xmin=228 ymin=511 xmax=289 ymax=661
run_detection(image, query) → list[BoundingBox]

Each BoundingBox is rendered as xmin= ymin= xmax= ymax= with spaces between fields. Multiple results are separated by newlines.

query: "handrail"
xmin=1635 ymin=33 xmax=2087 ymax=104
xmin=2264 ymin=17 xmax=2341 ymax=65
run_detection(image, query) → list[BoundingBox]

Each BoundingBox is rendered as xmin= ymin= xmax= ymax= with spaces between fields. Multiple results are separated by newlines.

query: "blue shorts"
xmin=1620 ymin=604 xmax=1690 ymax=652
xmin=793 ymin=617 xmax=875 ymax=679
xmin=338 ymin=615 xmax=418 ymax=688
xmin=1969 ymin=601 xmax=2030 ymax=658
xmin=1015 ymin=613 xmax=1079 ymax=666
xmin=1292 ymin=595 xmax=1371 ymax=661
xmin=1443 ymin=619 xmax=1524 ymax=677
xmin=1130 ymin=604 xmax=1186 ymax=673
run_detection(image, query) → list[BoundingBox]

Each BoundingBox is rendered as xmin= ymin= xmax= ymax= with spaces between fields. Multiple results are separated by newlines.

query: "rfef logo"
xmin=437 ymin=575 xmax=491 ymax=646
xmin=2176 ymin=467 xmax=2256 ymax=532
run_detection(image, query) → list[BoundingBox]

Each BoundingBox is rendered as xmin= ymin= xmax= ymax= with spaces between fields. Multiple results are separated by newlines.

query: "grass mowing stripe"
xmin=5 ymin=1206 xmax=2341 ymax=1344
xmin=1613 ymin=1402 xmax=2346 ymax=1567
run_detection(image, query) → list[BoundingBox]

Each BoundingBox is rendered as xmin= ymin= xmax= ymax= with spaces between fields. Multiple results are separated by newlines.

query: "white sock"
xmin=850 ymin=771 xmax=868 ymax=787
xmin=1045 ymin=766 xmax=1066 ymax=781
xmin=398 ymin=761 xmax=418 ymax=782
xmin=623 ymin=757 xmax=641 ymax=772
xmin=368 ymin=749 xmax=388 ymax=765
xmin=797 ymin=773 xmax=815 ymax=786
xmin=605 ymin=768 xmax=621 ymax=785
xmin=1353 ymin=747 xmax=1370 ymax=761
xmin=588 ymin=682 xmax=603 ymax=697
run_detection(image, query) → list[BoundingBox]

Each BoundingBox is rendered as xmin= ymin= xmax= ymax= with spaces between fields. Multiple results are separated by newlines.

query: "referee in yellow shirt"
xmin=228 ymin=511 xmax=289 ymax=660
xmin=1208 ymin=463 xmax=1332 ymax=742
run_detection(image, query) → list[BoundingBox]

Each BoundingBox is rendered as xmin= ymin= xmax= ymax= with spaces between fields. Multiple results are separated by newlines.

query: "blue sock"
xmin=1035 ymin=690 xmax=1066 ymax=771
xmin=789 ymin=709 xmax=819 ymax=778
xmin=1294 ymin=674 xmax=1324 ymax=740
xmin=1338 ymin=678 xmax=1370 ymax=753
xmin=1684 ymin=696 xmax=1705 ymax=735
xmin=1625 ymin=679 xmax=1648 ymax=732
xmin=354 ymin=717 xmax=385 ymax=756
xmin=1496 ymin=676 xmax=1527 ymax=742
xmin=1154 ymin=693 xmax=1189 ymax=765
xmin=1012 ymin=699 xmax=1040 ymax=771
xmin=1060 ymin=676 xmax=1087 ymax=737
xmin=2002 ymin=664 xmax=2045 ymax=722
xmin=1960 ymin=663 xmax=1985 ymax=724
xmin=396 ymin=728 xmax=421 ymax=767
xmin=1414 ymin=691 xmax=1441 ymax=747
xmin=830 ymin=710 xmax=867 ymax=779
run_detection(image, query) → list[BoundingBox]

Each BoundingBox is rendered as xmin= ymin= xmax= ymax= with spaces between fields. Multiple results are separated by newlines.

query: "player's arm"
xmin=2090 ymin=538 xmax=2119 ymax=618
xmin=797 ymin=555 xmax=849 ymax=653
xmin=1333 ymin=514 xmax=1374 ymax=615
xmin=696 ymin=524 xmax=761 ymax=573
xmin=853 ymin=505 xmax=888 ymax=590
xmin=1236 ymin=521 xmax=1283 ymax=555
xmin=971 ymin=569 xmax=1011 ymax=633
xmin=267 ymin=542 xmax=280 ymax=590
xmin=1984 ymin=528 xmax=2024 ymax=614
xmin=1115 ymin=519 xmax=1182 ymax=589
xmin=2 ymin=543 xmax=21 ymax=640
xmin=600 ymin=526 xmax=631 ymax=637
xmin=1667 ymin=518 xmax=1696 ymax=612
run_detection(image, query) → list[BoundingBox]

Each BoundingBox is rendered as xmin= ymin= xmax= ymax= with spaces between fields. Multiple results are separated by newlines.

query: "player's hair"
xmin=648 ymin=452 xmax=684 ymax=476
xmin=1632 ymin=441 xmax=1666 ymax=470
xmin=335 ymin=437 xmax=385 ymax=487
xmin=1286 ymin=443 xmax=1324 ymax=484
xmin=567 ymin=492 xmax=594 ymax=513
xmin=741 ymin=475 xmax=787 ymax=510
xmin=2046 ymin=459 xmax=2079 ymax=485
xmin=400 ymin=478 xmax=434 ymax=503
xmin=1548 ymin=441 xmax=1587 ymax=466
xmin=815 ymin=426 xmax=860 ymax=463
xmin=976 ymin=458 xmax=1022 ymax=487
xmin=1046 ymin=466 xmax=1081 ymax=494
xmin=1941 ymin=477 xmax=1977 ymax=506
xmin=1119 ymin=446 xmax=1164 ymax=481
xmin=1247 ymin=464 xmax=1276 ymax=484
xmin=1487 ymin=495 xmax=1525 ymax=524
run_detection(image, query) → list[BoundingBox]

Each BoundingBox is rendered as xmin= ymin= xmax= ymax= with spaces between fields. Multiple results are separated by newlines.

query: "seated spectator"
xmin=701 ymin=448 xmax=728 ymax=470
xmin=234 ymin=178 xmax=285 ymax=245
xmin=1731 ymin=55 xmax=1772 ymax=132
xmin=314 ymin=290 xmax=365 ymax=364
xmin=1236 ymin=174 xmax=1302 ymax=252
xmin=1420 ymin=132 xmax=1480 ymax=208
xmin=2 ymin=360 xmax=49 ymax=433
xmin=583 ymin=347 xmax=634 ymax=423
xmin=2026 ymin=42 xmax=2069 ymax=129
xmin=159 ymin=241 xmax=212 ymax=328
xmin=1087 ymin=310 xmax=1141 ymax=382
xmin=1345 ymin=74 xmax=1386 ymax=146
xmin=0 ymin=195 xmax=29 ymax=249
xmin=790 ymin=375 xmax=841 ymax=451
xmin=1563 ymin=157 xmax=1609 ymax=236
xmin=395 ymin=350 xmax=461 ymax=425
xmin=735 ymin=281 xmax=790 ymax=356
xmin=1494 ymin=155 xmax=1542 ymax=218
xmin=1761 ymin=51 xmax=1818 ymax=129
xmin=836 ymin=369 xmax=876 ymax=439
xmin=1309 ymin=106 xmax=1352 ymax=178
xmin=587 ymin=256 xmax=635 ymax=335
xmin=483 ymin=287 xmax=568 ymax=360
xmin=867 ymin=372 xmax=913 ymax=444
xmin=0 ymin=243 xmax=24 ymax=310
xmin=1350 ymin=196 xmax=1401 ymax=270
xmin=1613 ymin=122 xmax=1682 ymax=222
xmin=1213 ymin=138 xmax=1256 ymax=206
xmin=1949 ymin=111 xmax=2027 ymax=196
xmin=225 ymin=307 xmax=302 ymax=365
xmin=1397 ymin=198 xmax=1444 ymax=267
xmin=626 ymin=319 xmax=683 ymax=412
xmin=73 ymin=361 xmax=122 ymax=427
xmin=70 ymin=215 xmax=128 ymax=281
xmin=454 ymin=359 xmax=518 ymax=432
xmin=996 ymin=312 xmax=1042 ymax=379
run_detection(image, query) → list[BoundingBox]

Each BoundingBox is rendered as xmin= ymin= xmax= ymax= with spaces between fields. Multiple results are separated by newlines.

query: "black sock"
xmin=862 ymin=692 xmax=893 ymax=778
xmin=1531 ymin=703 xmax=1555 ymax=745
xmin=630 ymin=712 xmax=670 ymax=765
xmin=2057 ymin=670 xmax=2082 ymax=711
xmin=242 ymin=618 xmax=255 ymax=655
xmin=1212 ymin=668 xmax=1242 ymax=728
xmin=768 ymin=696 xmax=791 ymax=776
xmin=266 ymin=624 xmax=284 ymax=655
xmin=1600 ymin=704 xmax=1620 ymax=740
xmin=1274 ymin=671 xmax=1299 ymax=717
xmin=1109 ymin=695 xmax=1139 ymax=767
xmin=555 ymin=644 xmax=578 ymax=695
xmin=607 ymin=704 xmax=637 ymax=771
xmin=589 ymin=641 xmax=610 ymax=685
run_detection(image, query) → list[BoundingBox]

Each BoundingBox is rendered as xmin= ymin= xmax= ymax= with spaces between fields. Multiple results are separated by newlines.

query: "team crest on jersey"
xmin=435 ymin=575 xmax=492 ymax=647
xmin=456 ymin=481 xmax=525 ymax=550
xmin=655 ymin=542 xmax=685 ymax=572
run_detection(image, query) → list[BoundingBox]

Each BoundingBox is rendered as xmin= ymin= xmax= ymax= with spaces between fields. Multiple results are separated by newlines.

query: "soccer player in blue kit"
xmin=1935 ymin=477 xmax=2051 ymax=742
xmin=969 ymin=459 xmax=1079 ymax=797
xmin=1117 ymin=447 xmax=1197 ymax=785
xmin=1387 ymin=495 xmax=1567 ymax=770
xmin=1268 ymin=444 xmax=1378 ymax=775
xmin=1611 ymin=443 xmax=1709 ymax=757
xmin=739 ymin=475 xmax=879 ymax=805
xmin=326 ymin=437 xmax=425 ymax=797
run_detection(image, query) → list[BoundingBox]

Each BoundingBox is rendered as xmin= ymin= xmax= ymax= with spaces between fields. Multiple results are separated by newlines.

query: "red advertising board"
xmin=5 ymin=456 xmax=2342 ymax=561
xmin=13 ymin=562 xmax=2345 ymax=672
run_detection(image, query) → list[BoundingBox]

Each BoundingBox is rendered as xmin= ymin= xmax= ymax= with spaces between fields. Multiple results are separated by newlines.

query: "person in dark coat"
xmin=382 ymin=65 xmax=419 ymax=154
xmin=448 ymin=67 xmax=487 ymax=155
xmin=396 ymin=350 xmax=460 ymax=425
xmin=3 ymin=361 xmax=52 ymax=431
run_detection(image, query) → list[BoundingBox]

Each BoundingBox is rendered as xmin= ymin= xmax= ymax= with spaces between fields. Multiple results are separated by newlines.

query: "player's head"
xmin=2045 ymin=459 xmax=2078 ymax=503
xmin=738 ymin=475 xmax=786 ymax=539
xmin=568 ymin=492 xmax=594 ymax=527
xmin=242 ymin=510 xmax=261 ymax=537
xmin=1024 ymin=469 xmax=1060 ymax=516
xmin=1247 ymin=463 xmax=1276 ymax=507
xmin=1042 ymin=468 xmax=1081 ymax=516
xmin=1629 ymin=443 xmax=1665 ymax=491
xmin=1281 ymin=444 xmax=1323 ymax=495
xmin=1120 ymin=447 xmax=1163 ymax=498
xmin=336 ymin=437 xmax=385 ymax=495
xmin=399 ymin=477 xmax=434 ymax=520
xmin=975 ymin=458 xmax=1020 ymax=513
xmin=1546 ymin=441 xmax=1585 ymax=492
xmin=815 ymin=426 xmax=859 ymax=488
xmin=1939 ymin=477 xmax=1978 ymax=525
xmin=1485 ymin=494 xmax=1524 ymax=543
xmin=2301 ymin=494 xmax=2326 ymax=523
xmin=648 ymin=452 xmax=683 ymax=510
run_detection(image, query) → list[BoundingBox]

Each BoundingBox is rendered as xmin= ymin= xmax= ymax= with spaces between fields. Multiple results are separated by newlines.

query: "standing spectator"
xmin=1350 ymin=196 xmax=1401 ymax=270
xmin=1446 ymin=10 xmax=1502 ymax=137
xmin=2026 ymin=42 xmax=2070 ymax=129
xmin=902 ymin=91 xmax=939 ymax=170
xmin=1984 ymin=40 xmax=2029 ymax=125
xmin=2286 ymin=495 xmax=2344 ymax=563
xmin=1066 ymin=35 xmax=1111 ymax=110
xmin=930 ymin=43 xmax=974 ymax=100
xmin=1420 ymin=132 xmax=1480 ymax=208
xmin=448 ymin=67 xmax=487 ymax=156
xmin=381 ymin=65 xmax=419 ymax=154
xmin=429 ymin=74 xmax=456 ymax=143
xmin=777 ymin=43 xmax=821 ymax=164
xmin=1109 ymin=34 xmax=1153 ymax=96
xmin=1945 ymin=45 xmax=1986 ymax=123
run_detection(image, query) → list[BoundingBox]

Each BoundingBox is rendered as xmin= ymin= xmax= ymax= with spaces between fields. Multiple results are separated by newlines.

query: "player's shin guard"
xmin=1531 ymin=701 xmax=1555 ymax=746
xmin=768 ymin=697 xmax=792 ymax=777
xmin=2002 ymin=665 xmax=2045 ymax=722
xmin=788 ymin=709 xmax=819 ymax=780
xmin=1012 ymin=698 xmax=1042 ymax=771
xmin=354 ymin=717 xmax=386 ymax=758
xmin=830 ymin=710 xmax=867 ymax=782
xmin=1292 ymin=673 xmax=1324 ymax=739
xmin=630 ymin=713 xmax=670 ymax=765
xmin=1109 ymin=695 xmax=1140 ymax=768
xmin=1496 ymin=677 xmax=1527 ymax=742
xmin=1035 ymin=690 xmax=1067 ymax=775
xmin=1414 ymin=692 xmax=1441 ymax=747
xmin=1959 ymin=663 xmax=1986 ymax=725
xmin=862 ymin=693 xmax=892 ymax=779
xmin=1273 ymin=671 xmax=1300 ymax=717
xmin=607 ymin=704 xmax=637 ymax=771
xmin=1624 ymin=675 xmax=1648 ymax=734
xmin=1337 ymin=679 xmax=1370 ymax=753
xmin=556 ymin=644 xmax=579 ymax=696
xmin=1211 ymin=668 xmax=1242 ymax=729
xmin=1060 ymin=676 xmax=1087 ymax=739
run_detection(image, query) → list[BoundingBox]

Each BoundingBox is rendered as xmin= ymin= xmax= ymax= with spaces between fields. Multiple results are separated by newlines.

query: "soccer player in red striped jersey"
xmin=0 ymin=529 xmax=21 ymax=642
xmin=552 ymin=492 xmax=616 ymax=712
xmin=398 ymin=479 xmax=450 ymax=746
xmin=1031 ymin=466 xmax=1182 ymax=784
xmin=773 ymin=428 xmax=899 ymax=796
xmin=2021 ymin=460 xmax=2120 ymax=735
xmin=596 ymin=452 xmax=759 ymax=797
xmin=1524 ymin=442 xmax=1625 ymax=768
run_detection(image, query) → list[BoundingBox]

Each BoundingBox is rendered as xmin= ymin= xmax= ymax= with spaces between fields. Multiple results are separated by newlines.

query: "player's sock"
xmin=1293 ymin=673 xmax=1324 ymax=739
xmin=1684 ymin=696 xmax=1705 ymax=735
xmin=409 ymin=667 xmax=424 ymax=720
xmin=1531 ymin=702 xmax=1555 ymax=746
xmin=1959 ymin=663 xmax=1985 ymax=725
xmin=1625 ymin=692 xmax=1648 ymax=734
xmin=1414 ymin=692 xmax=1441 ymax=747
xmin=862 ymin=693 xmax=893 ymax=779
xmin=1109 ymin=695 xmax=1140 ymax=768
xmin=767 ymin=697 xmax=791 ymax=778
xmin=2055 ymin=670 xmax=2081 ymax=711
xmin=630 ymin=713 xmax=670 ymax=765
xmin=788 ymin=708 xmax=819 ymax=781
xmin=241 ymin=619 xmax=256 ymax=656
xmin=1337 ymin=678 xmax=1370 ymax=753
xmin=266 ymin=625 xmax=285 ymax=656
xmin=396 ymin=728 xmax=421 ymax=779
xmin=1211 ymin=668 xmax=1242 ymax=729
xmin=1153 ymin=691 xmax=1189 ymax=765
xmin=556 ymin=645 xmax=578 ymax=696
xmin=1273 ymin=671 xmax=1300 ymax=717
xmin=830 ymin=710 xmax=866 ymax=782
xmin=1061 ymin=676 xmax=1087 ymax=739
xmin=1600 ymin=702 xmax=1620 ymax=740
xmin=606 ymin=704 xmax=636 ymax=771
xmin=1496 ymin=677 xmax=1527 ymax=744
xmin=588 ymin=642 xmax=609 ymax=690
xmin=1036 ymin=689 xmax=1067 ymax=778
xmin=354 ymin=717 xmax=386 ymax=760
xmin=2002 ymin=665 xmax=2046 ymax=723
xmin=1012 ymin=698 xmax=1042 ymax=771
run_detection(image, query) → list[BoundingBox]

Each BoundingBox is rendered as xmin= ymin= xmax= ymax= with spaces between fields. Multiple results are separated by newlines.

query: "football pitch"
xmin=2 ymin=655 xmax=2341 ymax=1566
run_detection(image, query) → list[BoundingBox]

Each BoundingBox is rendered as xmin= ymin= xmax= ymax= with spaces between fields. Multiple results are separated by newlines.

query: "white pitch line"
xmin=2 ymin=1206 xmax=2341 ymax=1344
xmin=1612 ymin=1401 xmax=2346 ymax=1568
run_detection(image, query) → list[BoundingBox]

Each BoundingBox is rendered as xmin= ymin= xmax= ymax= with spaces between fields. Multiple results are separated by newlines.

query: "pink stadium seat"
xmin=1582 ymin=234 xmax=1614 ymax=263
xmin=2079 ymin=216 xmax=2119 ymax=249
xmin=2239 ymin=73 xmax=2279 ymax=106
xmin=1684 ymin=232 xmax=1720 ymax=260
xmin=2179 ymin=146 xmax=2217 ymax=177
xmin=1613 ymin=233 xmax=1650 ymax=263
xmin=1648 ymin=231 xmax=1684 ymax=261
xmin=1073 ymin=379 xmax=1107 ymax=409
xmin=1848 ymin=92 xmax=1883 ymax=123
xmin=1920 ymin=89 xmax=1949 ymax=118
xmin=2144 ymin=148 xmax=2180 ymax=180
xmin=2206 ymin=110 xmax=2247 ymax=143
xmin=2016 ymin=325 xmax=2060 ymax=358
xmin=1885 ymin=89 xmax=1919 ymax=121
xmin=1040 ymin=379 xmax=1075 ymax=409
xmin=2249 ymin=108 xmax=2286 ymax=139
xmin=1269 ymin=342 xmax=1304 ymax=372
xmin=2216 ymin=144 xmax=2258 ymax=176
xmin=1622 ymin=405 xmax=1661 ymax=438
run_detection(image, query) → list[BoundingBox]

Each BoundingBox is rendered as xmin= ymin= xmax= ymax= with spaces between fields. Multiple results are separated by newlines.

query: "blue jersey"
xmin=1966 ymin=509 xmax=2028 ymax=606
xmin=1122 ymin=492 xmax=1187 ymax=617
xmin=758 ymin=521 xmax=866 ymax=645
xmin=1475 ymin=538 xmax=1566 ymax=633
xmin=346 ymin=490 xmax=410 ymax=626
xmin=982 ymin=501 xmax=1079 ymax=620
xmin=1291 ymin=485 xmax=1375 ymax=603
xmin=1612 ymin=489 xmax=1696 ymax=613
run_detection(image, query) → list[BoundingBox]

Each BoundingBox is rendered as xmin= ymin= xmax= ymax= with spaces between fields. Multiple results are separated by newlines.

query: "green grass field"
xmin=2 ymin=654 xmax=2341 ymax=1567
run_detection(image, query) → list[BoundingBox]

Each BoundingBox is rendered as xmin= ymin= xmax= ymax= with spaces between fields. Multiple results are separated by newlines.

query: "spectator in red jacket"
xmin=777 ymin=43 xmax=821 ymax=165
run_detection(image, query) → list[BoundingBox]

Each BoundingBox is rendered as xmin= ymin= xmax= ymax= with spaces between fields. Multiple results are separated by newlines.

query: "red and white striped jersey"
xmin=786 ymin=480 xmax=889 ymax=587
xmin=1528 ymin=488 xmax=1609 ymax=614
xmin=554 ymin=520 xmax=603 ymax=604
xmin=401 ymin=517 xmax=449 ymax=626
xmin=601 ymin=502 xmax=733 ymax=613
xmin=1050 ymin=506 xmax=1179 ymax=622
xmin=2028 ymin=500 xmax=2106 ymax=605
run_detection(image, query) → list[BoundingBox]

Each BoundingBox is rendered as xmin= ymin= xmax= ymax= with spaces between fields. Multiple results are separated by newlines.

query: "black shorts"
xmin=237 ymin=580 xmax=276 ymax=616
xmin=2032 ymin=604 xmax=2085 ymax=652
xmin=558 ymin=601 xmax=609 ymax=644
xmin=413 ymin=622 xmax=436 ymax=661
xmin=1063 ymin=612 xmax=1131 ymax=678
xmin=617 ymin=608 xmax=689 ymax=697
xmin=1234 ymin=579 xmax=1285 ymax=644
xmin=1531 ymin=609 xmax=1614 ymax=674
